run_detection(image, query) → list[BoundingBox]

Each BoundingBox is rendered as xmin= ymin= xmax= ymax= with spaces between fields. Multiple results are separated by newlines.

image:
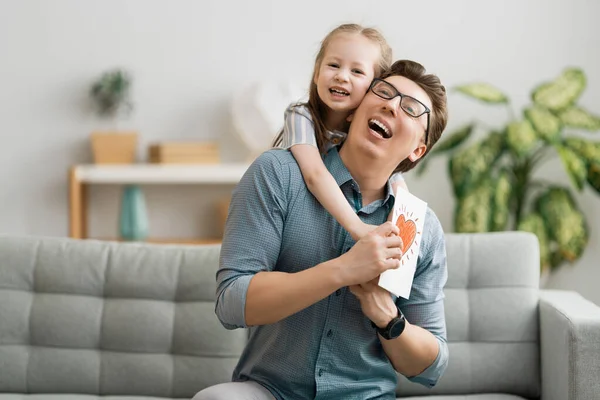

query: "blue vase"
xmin=119 ymin=185 xmax=149 ymax=241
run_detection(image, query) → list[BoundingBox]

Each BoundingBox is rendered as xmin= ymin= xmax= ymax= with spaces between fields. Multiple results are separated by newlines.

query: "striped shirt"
xmin=281 ymin=104 xmax=404 ymax=183
xmin=216 ymin=148 xmax=448 ymax=400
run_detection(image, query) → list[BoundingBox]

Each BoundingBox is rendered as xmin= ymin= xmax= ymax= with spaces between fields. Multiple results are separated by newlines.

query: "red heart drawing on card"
xmin=396 ymin=214 xmax=417 ymax=255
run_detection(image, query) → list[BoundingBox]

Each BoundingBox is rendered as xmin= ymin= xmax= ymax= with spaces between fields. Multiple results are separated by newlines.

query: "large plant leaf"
xmin=455 ymin=83 xmax=508 ymax=104
xmin=535 ymin=187 xmax=575 ymax=218
xmin=563 ymin=138 xmax=600 ymax=163
xmin=535 ymin=187 xmax=588 ymax=263
xmin=431 ymin=124 xmax=474 ymax=154
xmin=554 ymin=210 xmax=588 ymax=262
xmin=506 ymin=120 xmax=538 ymax=157
xmin=454 ymin=182 xmax=493 ymax=233
xmin=524 ymin=106 xmax=562 ymax=143
xmin=449 ymin=132 xmax=505 ymax=197
xmin=491 ymin=170 xmax=512 ymax=231
xmin=559 ymin=106 xmax=600 ymax=131
xmin=531 ymin=68 xmax=586 ymax=111
xmin=517 ymin=213 xmax=550 ymax=270
xmin=417 ymin=124 xmax=474 ymax=176
xmin=587 ymin=162 xmax=600 ymax=194
xmin=556 ymin=146 xmax=588 ymax=191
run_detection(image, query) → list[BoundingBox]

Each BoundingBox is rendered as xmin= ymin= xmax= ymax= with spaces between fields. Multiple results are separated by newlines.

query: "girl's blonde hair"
xmin=273 ymin=23 xmax=392 ymax=153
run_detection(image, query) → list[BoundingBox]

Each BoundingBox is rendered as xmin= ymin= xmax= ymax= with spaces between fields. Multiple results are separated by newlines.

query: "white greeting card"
xmin=378 ymin=187 xmax=428 ymax=299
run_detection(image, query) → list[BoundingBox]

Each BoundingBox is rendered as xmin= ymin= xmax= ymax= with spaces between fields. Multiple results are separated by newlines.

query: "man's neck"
xmin=324 ymin=110 xmax=350 ymax=132
xmin=338 ymin=145 xmax=394 ymax=206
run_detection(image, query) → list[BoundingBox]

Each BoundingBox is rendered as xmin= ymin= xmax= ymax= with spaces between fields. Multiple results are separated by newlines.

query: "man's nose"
xmin=382 ymin=96 xmax=401 ymax=116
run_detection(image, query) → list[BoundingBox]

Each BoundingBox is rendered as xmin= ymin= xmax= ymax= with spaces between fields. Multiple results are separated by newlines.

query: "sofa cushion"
xmin=397 ymin=233 xmax=540 ymax=398
xmin=0 ymin=396 xmax=178 ymax=400
xmin=0 ymin=236 xmax=247 ymax=398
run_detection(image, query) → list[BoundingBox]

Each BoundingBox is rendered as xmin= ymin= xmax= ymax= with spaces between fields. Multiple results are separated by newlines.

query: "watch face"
xmin=389 ymin=319 xmax=405 ymax=338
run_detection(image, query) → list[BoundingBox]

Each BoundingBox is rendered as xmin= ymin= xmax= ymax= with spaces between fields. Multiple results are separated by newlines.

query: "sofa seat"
xmin=0 ymin=395 xmax=528 ymax=400
xmin=403 ymin=395 xmax=527 ymax=400
xmin=0 ymin=396 xmax=174 ymax=400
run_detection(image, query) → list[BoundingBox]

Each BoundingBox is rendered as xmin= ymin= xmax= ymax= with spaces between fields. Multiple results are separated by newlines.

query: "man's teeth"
xmin=369 ymin=119 xmax=390 ymax=138
xmin=330 ymin=88 xmax=349 ymax=96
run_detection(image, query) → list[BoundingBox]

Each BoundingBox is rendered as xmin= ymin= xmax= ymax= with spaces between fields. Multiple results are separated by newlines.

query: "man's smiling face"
xmin=345 ymin=75 xmax=432 ymax=167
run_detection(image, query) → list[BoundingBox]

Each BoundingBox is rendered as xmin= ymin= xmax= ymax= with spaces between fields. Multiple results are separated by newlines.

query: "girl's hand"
xmin=351 ymin=222 xmax=381 ymax=241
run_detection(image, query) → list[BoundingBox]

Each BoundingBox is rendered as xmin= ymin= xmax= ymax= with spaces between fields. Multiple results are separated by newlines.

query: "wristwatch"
xmin=371 ymin=305 xmax=406 ymax=340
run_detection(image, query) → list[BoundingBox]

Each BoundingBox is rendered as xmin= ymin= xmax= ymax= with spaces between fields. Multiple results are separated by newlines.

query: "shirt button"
xmin=335 ymin=289 xmax=341 ymax=296
xmin=318 ymin=369 xmax=324 ymax=377
xmin=327 ymin=329 xmax=333 ymax=337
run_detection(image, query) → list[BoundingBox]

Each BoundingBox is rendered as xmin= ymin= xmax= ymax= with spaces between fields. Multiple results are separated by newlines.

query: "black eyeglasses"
xmin=369 ymin=78 xmax=430 ymax=144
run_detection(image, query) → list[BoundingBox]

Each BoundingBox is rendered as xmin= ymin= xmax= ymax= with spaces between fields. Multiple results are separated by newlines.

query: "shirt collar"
xmin=323 ymin=146 xmax=396 ymax=207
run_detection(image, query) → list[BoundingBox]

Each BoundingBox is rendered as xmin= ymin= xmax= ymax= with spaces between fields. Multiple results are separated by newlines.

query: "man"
xmin=194 ymin=60 xmax=449 ymax=400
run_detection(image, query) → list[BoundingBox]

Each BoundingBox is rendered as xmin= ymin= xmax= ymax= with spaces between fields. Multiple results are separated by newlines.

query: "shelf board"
xmin=73 ymin=163 xmax=251 ymax=184
xmin=95 ymin=237 xmax=222 ymax=245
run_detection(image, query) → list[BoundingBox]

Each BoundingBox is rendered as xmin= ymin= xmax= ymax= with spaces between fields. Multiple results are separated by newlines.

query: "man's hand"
xmin=349 ymin=278 xmax=398 ymax=329
xmin=339 ymin=222 xmax=403 ymax=287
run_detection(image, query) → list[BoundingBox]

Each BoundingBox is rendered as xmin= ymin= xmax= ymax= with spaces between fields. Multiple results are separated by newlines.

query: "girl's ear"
xmin=346 ymin=113 xmax=354 ymax=122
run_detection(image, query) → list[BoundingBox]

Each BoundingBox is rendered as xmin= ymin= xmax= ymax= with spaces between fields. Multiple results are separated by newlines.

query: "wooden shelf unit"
xmin=69 ymin=163 xmax=250 ymax=244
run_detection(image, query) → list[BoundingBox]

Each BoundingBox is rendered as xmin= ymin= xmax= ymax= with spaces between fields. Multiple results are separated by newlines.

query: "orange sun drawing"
xmin=395 ymin=204 xmax=422 ymax=265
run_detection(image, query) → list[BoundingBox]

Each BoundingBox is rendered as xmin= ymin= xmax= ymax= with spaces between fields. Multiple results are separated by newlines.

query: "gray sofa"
xmin=0 ymin=232 xmax=599 ymax=399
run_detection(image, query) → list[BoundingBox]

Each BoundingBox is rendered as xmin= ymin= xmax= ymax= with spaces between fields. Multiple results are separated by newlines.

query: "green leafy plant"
xmin=90 ymin=69 xmax=133 ymax=118
xmin=418 ymin=68 xmax=600 ymax=271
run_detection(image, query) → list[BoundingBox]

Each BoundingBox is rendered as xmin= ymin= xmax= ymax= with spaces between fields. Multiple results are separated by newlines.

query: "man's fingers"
xmin=374 ymin=221 xmax=399 ymax=237
xmin=385 ymin=246 xmax=403 ymax=260
xmin=368 ymin=276 xmax=380 ymax=285
xmin=349 ymin=284 xmax=364 ymax=297
xmin=382 ymin=257 xmax=401 ymax=270
xmin=385 ymin=235 xmax=403 ymax=250
xmin=361 ymin=277 xmax=379 ymax=291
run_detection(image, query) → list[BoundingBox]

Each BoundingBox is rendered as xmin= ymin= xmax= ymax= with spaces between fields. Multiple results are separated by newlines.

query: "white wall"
xmin=1 ymin=0 xmax=599 ymax=303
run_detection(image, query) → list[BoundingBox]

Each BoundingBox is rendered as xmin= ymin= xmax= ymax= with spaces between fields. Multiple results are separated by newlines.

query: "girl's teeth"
xmin=331 ymin=89 xmax=349 ymax=95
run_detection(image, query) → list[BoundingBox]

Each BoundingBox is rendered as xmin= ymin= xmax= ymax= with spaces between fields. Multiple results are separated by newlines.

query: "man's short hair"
xmin=381 ymin=60 xmax=448 ymax=173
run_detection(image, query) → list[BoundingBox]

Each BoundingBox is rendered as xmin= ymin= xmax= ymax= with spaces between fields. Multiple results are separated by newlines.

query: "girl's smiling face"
xmin=313 ymin=33 xmax=381 ymax=117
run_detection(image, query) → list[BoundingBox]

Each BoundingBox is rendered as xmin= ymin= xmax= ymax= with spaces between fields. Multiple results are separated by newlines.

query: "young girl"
xmin=273 ymin=24 xmax=408 ymax=241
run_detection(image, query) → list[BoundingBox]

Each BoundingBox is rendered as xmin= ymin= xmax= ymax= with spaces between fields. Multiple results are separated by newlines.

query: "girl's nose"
xmin=335 ymin=70 xmax=349 ymax=83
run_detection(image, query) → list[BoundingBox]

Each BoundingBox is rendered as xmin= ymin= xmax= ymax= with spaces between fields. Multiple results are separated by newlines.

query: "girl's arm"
xmin=291 ymin=145 xmax=375 ymax=240
xmin=281 ymin=105 xmax=374 ymax=240
xmin=388 ymin=173 xmax=409 ymax=222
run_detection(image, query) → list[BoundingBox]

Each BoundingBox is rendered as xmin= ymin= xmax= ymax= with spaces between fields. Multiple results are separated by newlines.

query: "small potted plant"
xmin=89 ymin=68 xmax=138 ymax=164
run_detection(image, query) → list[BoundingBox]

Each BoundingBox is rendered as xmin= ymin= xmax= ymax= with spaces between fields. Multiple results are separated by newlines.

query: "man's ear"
xmin=408 ymin=143 xmax=427 ymax=162
xmin=346 ymin=113 xmax=354 ymax=122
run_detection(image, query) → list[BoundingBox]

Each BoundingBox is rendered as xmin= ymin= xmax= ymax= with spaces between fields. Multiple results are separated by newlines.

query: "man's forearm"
xmin=245 ymin=259 xmax=343 ymax=326
xmin=380 ymin=321 xmax=441 ymax=377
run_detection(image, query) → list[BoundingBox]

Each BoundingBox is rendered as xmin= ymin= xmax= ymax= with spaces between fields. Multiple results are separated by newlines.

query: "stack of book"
xmin=148 ymin=142 xmax=220 ymax=164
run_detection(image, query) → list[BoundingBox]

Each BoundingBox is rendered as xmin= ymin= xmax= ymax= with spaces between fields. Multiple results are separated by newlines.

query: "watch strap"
xmin=372 ymin=306 xmax=405 ymax=340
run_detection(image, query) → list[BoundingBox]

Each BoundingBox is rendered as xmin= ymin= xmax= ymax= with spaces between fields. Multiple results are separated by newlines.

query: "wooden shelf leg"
xmin=69 ymin=167 xmax=89 ymax=239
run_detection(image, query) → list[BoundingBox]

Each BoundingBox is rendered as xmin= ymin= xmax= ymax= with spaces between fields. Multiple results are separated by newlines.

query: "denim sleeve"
xmin=215 ymin=151 xmax=288 ymax=329
xmin=397 ymin=208 xmax=449 ymax=387
xmin=281 ymin=104 xmax=318 ymax=149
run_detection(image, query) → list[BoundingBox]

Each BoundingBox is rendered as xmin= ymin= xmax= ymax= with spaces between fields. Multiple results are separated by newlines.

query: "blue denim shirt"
xmin=216 ymin=148 xmax=449 ymax=400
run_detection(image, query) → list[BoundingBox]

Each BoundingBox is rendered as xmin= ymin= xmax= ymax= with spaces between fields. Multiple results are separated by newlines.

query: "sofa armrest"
xmin=539 ymin=290 xmax=600 ymax=400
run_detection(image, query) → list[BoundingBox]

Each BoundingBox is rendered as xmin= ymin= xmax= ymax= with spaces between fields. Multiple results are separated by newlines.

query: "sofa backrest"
xmin=396 ymin=232 xmax=541 ymax=398
xmin=0 ymin=236 xmax=246 ymax=398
